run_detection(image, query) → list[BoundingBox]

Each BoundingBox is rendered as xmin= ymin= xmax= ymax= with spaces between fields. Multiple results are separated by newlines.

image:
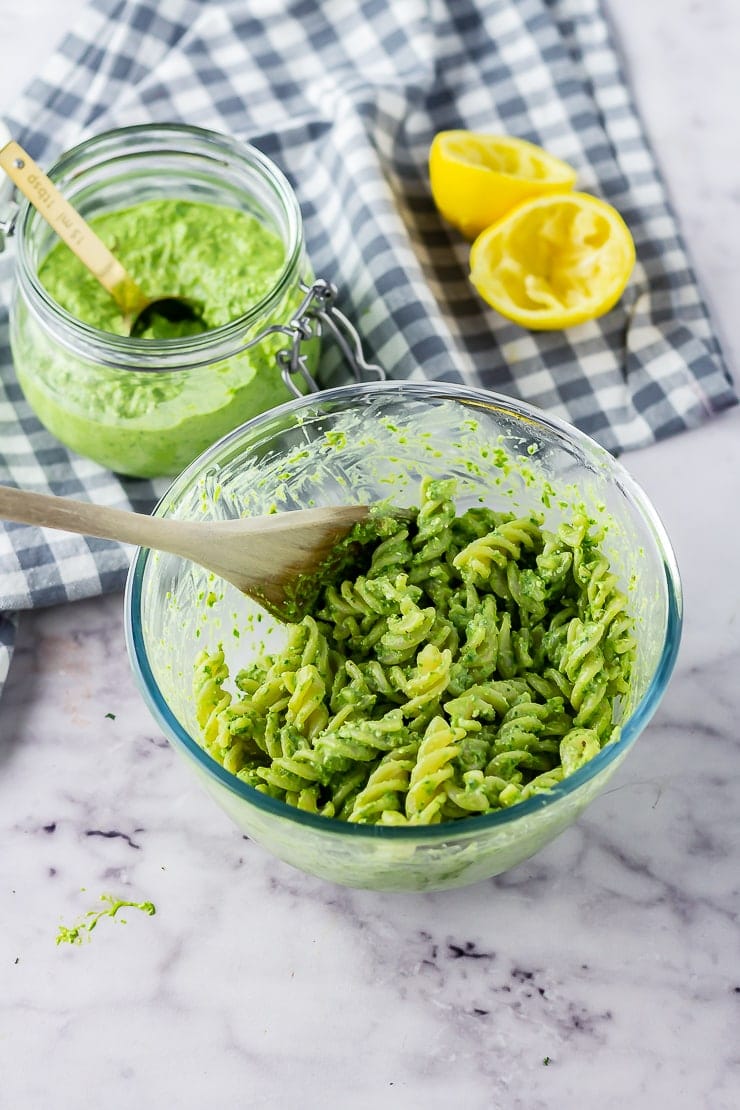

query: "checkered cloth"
xmin=0 ymin=0 xmax=735 ymax=694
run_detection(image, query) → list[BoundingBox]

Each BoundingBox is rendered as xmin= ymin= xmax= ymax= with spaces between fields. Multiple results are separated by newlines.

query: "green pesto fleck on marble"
xmin=56 ymin=894 xmax=156 ymax=945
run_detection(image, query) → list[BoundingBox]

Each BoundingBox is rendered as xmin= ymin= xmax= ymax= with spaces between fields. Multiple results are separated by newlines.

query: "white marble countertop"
xmin=1 ymin=2 xmax=739 ymax=1107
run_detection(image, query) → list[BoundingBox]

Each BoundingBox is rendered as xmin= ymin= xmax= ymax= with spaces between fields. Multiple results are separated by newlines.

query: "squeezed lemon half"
xmin=469 ymin=192 xmax=636 ymax=330
xmin=429 ymin=131 xmax=577 ymax=240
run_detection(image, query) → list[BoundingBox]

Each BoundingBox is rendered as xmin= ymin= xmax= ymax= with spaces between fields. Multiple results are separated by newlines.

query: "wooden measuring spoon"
xmin=0 ymin=138 xmax=202 ymax=337
xmin=0 ymin=484 xmax=370 ymax=617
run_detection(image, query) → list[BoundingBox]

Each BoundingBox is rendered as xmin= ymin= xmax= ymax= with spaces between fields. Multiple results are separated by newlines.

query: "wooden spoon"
xmin=0 ymin=138 xmax=202 ymax=337
xmin=0 ymin=484 xmax=369 ymax=617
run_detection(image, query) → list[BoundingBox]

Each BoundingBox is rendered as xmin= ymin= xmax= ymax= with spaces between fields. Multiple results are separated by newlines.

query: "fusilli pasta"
xmin=192 ymin=479 xmax=636 ymax=825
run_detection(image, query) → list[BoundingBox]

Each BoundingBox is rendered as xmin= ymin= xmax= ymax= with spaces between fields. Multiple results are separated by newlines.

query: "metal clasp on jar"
xmin=243 ymin=278 xmax=386 ymax=397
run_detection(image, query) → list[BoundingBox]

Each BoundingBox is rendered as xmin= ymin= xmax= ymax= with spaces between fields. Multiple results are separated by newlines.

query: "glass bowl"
xmin=125 ymin=382 xmax=682 ymax=891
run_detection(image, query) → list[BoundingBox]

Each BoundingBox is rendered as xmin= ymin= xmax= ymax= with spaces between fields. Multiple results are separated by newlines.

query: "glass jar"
xmin=5 ymin=124 xmax=321 ymax=479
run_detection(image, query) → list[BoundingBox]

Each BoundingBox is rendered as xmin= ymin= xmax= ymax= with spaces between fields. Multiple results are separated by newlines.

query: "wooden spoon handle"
xmin=0 ymin=484 xmax=369 ymax=597
xmin=0 ymin=483 xmax=184 ymax=552
xmin=0 ymin=139 xmax=147 ymax=316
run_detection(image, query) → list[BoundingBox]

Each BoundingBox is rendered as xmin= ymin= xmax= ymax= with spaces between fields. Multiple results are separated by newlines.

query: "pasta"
xmin=193 ymin=477 xmax=636 ymax=825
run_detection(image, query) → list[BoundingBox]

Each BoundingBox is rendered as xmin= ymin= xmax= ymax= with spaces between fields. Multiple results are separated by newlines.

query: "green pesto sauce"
xmin=14 ymin=199 xmax=310 ymax=478
xmin=56 ymin=893 xmax=156 ymax=945
xmin=38 ymin=199 xmax=285 ymax=337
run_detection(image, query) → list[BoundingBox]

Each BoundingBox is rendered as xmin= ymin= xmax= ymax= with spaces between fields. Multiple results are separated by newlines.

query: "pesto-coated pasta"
xmin=192 ymin=477 xmax=636 ymax=825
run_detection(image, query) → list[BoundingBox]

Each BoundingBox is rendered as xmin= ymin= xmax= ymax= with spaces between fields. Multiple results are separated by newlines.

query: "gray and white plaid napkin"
xmin=0 ymin=0 xmax=735 ymax=694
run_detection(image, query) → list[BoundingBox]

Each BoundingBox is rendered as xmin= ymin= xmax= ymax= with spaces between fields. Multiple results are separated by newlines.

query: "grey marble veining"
xmin=2 ymin=1 xmax=740 ymax=1107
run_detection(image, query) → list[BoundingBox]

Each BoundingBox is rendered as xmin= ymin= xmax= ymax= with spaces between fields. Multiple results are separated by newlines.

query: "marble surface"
xmin=2 ymin=2 xmax=740 ymax=1107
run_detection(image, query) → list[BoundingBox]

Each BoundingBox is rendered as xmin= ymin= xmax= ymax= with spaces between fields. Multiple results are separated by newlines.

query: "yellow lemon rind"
xmin=469 ymin=191 xmax=636 ymax=331
xmin=429 ymin=131 xmax=578 ymax=240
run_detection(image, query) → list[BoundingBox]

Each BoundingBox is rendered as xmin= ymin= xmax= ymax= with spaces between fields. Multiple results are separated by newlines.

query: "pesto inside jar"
xmin=38 ymin=198 xmax=286 ymax=337
xmin=13 ymin=197 xmax=313 ymax=478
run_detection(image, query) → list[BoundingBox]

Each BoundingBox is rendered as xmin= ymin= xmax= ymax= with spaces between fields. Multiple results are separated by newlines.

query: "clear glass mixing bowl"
xmin=125 ymin=382 xmax=682 ymax=891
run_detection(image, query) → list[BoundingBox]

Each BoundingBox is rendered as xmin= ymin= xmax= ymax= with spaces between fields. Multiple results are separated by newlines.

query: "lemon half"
xmin=430 ymin=131 xmax=577 ymax=240
xmin=469 ymin=192 xmax=636 ymax=330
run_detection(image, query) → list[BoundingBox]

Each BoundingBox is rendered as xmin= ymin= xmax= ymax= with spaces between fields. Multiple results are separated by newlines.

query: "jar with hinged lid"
xmin=0 ymin=122 xmax=382 ymax=479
